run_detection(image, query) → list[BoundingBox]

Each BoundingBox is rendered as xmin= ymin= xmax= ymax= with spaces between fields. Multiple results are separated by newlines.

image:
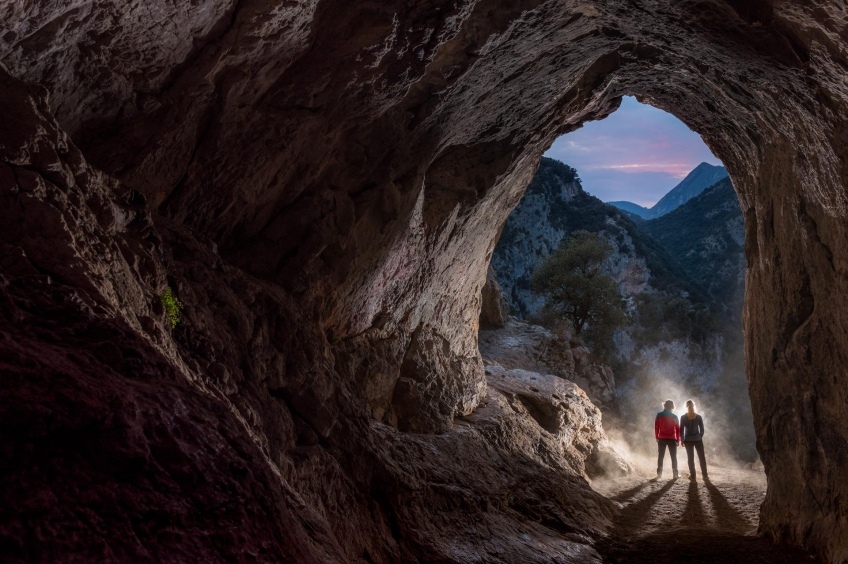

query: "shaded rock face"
xmin=2 ymin=0 xmax=848 ymax=561
xmin=0 ymin=67 xmax=615 ymax=562
xmin=480 ymin=266 xmax=510 ymax=328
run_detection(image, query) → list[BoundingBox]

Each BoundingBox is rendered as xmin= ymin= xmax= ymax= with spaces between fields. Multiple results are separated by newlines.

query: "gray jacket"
xmin=680 ymin=413 xmax=704 ymax=442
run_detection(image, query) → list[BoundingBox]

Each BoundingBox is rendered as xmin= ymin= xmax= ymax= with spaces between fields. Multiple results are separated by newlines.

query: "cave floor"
xmin=591 ymin=465 xmax=821 ymax=563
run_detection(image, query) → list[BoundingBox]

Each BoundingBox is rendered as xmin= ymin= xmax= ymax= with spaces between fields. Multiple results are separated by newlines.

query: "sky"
xmin=544 ymin=96 xmax=722 ymax=208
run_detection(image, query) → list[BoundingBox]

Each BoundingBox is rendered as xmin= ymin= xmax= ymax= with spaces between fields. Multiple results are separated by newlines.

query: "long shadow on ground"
xmin=608 ymin=479 xmax=676 ymax=537
xmin=702 ymin=478 xmax=751 ymax=531
xmin=599 ymin=529 xmax=820 ymax=563
xmin=599 ymin=478 xmax=821 ymax=563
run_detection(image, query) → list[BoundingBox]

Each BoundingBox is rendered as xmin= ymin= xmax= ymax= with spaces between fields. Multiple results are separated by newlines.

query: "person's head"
xmin=686 ymin=399 xmax=696 ymax=415
xmin=663 ymin=399 xmax=675 ymax=411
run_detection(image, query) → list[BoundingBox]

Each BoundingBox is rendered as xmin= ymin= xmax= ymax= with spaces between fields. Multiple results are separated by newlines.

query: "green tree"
xmin=531 ymin=231 xmax=626 ymax=341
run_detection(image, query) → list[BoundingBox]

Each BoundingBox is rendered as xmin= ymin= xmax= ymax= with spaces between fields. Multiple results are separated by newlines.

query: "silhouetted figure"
xmin=654 ymin=399 xmax=680 ymax=480
xmin=681 ymin=399 xmax=708 ymax=481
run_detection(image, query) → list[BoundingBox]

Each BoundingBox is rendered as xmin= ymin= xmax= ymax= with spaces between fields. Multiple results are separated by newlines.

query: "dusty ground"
xmin=592 ymin=464 xmax=821 ymax=563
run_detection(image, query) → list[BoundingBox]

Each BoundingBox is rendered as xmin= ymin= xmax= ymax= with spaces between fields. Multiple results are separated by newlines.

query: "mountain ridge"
xmin=642 ymin=177 xmax=744 ymax=317
xmin=609 ymin=162 xmax=728 ymax=219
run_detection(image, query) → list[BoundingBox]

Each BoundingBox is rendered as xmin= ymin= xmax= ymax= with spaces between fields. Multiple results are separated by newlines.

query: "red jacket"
xmin=655 ymin=410 xmax=680 ymax=441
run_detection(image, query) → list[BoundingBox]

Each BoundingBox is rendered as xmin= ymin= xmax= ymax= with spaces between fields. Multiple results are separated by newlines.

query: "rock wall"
xmin=1 ymin=66 xmax=617 ymax=562
xmin=480 ymin=266 xmax=510 ymax=328
xmin=490 ymin=158 xmax=579 ymax=315
xmin=2 ymin=0 xmax=848 ymax=561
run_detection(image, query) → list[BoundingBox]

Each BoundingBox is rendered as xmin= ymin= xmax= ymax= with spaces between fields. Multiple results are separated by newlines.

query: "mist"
xmin=603 ymin=341 xmax=758 ymax=472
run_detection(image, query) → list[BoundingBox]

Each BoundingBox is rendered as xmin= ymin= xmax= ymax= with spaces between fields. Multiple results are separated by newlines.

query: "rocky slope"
xmin=492 ymin=157 xmax=689 ymax=317
xmin=480 ymin=319 xmax=616 ymax=409
xmin=491 ymin=158 xmax=581 ymax=316
xmin=2 ymin=0 xmax=848 ymax=561
xmin=491 ymin=158 xmax=722 ymax=362
xmin=643 ymin=178 xmax=745 ymax=316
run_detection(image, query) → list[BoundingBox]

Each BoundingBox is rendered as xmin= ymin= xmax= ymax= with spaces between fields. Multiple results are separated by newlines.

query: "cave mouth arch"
xmin=2 ymin=1 xmax=847 ymax=562
xmin=481 ymin=94 xmax=758 ymax=466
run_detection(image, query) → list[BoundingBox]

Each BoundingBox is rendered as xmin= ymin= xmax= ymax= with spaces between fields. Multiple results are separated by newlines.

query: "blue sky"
xmin=544 ymin=96 xmax=722 ymax=207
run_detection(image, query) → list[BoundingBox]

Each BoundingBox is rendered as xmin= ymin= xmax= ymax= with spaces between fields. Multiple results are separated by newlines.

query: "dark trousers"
xmin=684 ymin=440 xmax=708 ymax=476
xmin=657 ymin=439 xmax=677 ymax=472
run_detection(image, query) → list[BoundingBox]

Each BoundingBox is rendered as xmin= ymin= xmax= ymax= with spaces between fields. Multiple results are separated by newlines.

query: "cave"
xmin=1 ymin=1 xmax=847 ymax=562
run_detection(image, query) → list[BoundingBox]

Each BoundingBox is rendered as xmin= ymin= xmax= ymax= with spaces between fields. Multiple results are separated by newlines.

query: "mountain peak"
xmin=608 ymin=163 xmax=728 ymax=220
xmin=649 ymin=163 xmax=728 ymax=218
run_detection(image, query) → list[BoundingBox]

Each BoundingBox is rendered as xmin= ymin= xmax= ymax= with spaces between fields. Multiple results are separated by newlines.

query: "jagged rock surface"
xmin=490 ymin=158 xmax=579 ymax=316
xmin=480 ymin=319 xmax=616 ymax=409
xmin=485 ymin=365 xmax=631 ymax=479
xmin=0 ymin=66 xmax=616 ymax=563
xmin=480 ymin=266 xmax=509 ymax=328
xmin=2 ymin=0 xmax=848 ymax=561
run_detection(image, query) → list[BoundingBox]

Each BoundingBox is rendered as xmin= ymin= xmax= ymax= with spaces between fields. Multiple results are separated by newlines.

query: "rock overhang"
xmin=2 ymin=0 xmax=848 ymax=561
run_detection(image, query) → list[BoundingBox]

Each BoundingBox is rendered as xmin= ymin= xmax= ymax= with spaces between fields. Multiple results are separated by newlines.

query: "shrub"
xmin=160 ymin=287 xmax=183 ymax=328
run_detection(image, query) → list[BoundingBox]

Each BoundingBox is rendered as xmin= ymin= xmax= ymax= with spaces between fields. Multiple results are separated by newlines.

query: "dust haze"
xmin=602 ymin=345 xmax=758 ymax=474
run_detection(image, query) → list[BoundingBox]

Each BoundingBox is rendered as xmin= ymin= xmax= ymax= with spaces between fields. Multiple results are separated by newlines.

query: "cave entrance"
xmin=478 ymin=94 xmax=773 ymax=552
xmin=480 ymin=94 xmax=758 ymax=469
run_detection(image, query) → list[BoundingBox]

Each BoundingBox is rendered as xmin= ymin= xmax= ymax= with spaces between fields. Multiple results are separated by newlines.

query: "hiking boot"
xmin=656 ymin=470 xmax=663 ymax=481
xmin=673 ymin=469 xmax=679 ymax=480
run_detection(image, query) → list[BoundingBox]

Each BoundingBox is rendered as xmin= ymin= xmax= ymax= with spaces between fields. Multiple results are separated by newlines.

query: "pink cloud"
xmin=544 ymin=96 xmax=722 ymax=204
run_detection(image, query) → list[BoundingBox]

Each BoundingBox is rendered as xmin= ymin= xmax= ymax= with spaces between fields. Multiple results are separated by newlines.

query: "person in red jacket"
xmin=654 ymin=399 xmax=680 ymax=480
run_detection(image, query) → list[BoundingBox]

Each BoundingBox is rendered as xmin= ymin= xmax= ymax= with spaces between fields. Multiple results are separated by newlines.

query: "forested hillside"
xmin=642 ymin=178 xmax=744 ymax=318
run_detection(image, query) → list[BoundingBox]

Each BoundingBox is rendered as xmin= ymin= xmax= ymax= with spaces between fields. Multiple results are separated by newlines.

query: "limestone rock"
xmin=480 ymin=319 xmax=616 ymax=409
xmin=2 ymin=0 xmax=848 ymax=560
xmin=485 ymin=365 xmax=631 ymax=479
xmin=480 ymin=267 xmax=509 ymax=328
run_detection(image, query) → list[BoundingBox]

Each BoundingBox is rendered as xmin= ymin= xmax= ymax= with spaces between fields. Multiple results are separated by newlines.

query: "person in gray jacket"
xmin=681 ymin=399 xmax=708 ymax=481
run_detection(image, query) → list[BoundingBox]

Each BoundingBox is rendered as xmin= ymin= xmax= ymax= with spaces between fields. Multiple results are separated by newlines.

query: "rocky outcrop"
xmin=480 ymin=319 xmax=616 ymax=409
xmin=485 ymin=365 xmax=631 ymax=479
xmin=3 ymin=0 xmax=848 ymax=561
xmin=490 ymin=158 xmax=577 ymax=316
xmin=480 ymin=320 xmax=632 ymax=478
xmin=480 ymin=267 xmax=509 ymax=328
xmin=491 ymin=158 xmax=652 ymax=316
